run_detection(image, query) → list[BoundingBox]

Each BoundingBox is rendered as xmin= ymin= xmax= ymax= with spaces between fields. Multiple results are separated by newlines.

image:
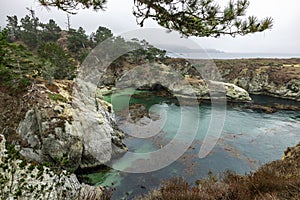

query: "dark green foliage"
xmin=38 ymin=42 xmax=76 ymax=80
xmin=38 ymin=0 xmax=107 ymax=14
xmin=6 ymin=15 xmax=20 ymax=42
xmin=112 ymin=38 xmax=167 ymax=66
xmin=90 ymin=26 xmax=113 ymax=46
xmin=40 ymin=19 xmax=61 ymax=42
xmin=7 ymin=10 xmax=61 ymax=49
xmin=134 ymin=0 xmax=273 ymax=37
xmin=19 ymin=9 xmax=40 ymax=49
xmin=130 ymin=39 xmax=167 ymax=62
xmin=67 ymin=27 xmax=89 ymax=53
xmin=3 ymin=11 xmax=167 ymax=86
xmin=0 ymin=30 xmax=41 ymax=93
xmin=67 ymin=27 xmax=91 ymax=62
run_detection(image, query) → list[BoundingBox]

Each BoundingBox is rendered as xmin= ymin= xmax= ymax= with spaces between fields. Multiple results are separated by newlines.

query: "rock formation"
xmin=215 ymin=60 xmax=300 ymax=101
xmin=162 ymin=58 xmax=300 ymax=101
xmin=283 ymin=142 xmax=300 ymax=160
xmin=0 ymin=134 xmax=107 ymax=199
xmin=104 ymin=63 xmax=251 ymax=103
xmin=15 ymin=80 xmax=127 ymax=169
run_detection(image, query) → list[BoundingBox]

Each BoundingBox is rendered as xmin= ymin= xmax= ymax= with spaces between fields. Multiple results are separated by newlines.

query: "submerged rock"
xmin=243 ymin=104 xmax=277 ymax=114
xmin=242 ymin=103 xmax=300 ymax=114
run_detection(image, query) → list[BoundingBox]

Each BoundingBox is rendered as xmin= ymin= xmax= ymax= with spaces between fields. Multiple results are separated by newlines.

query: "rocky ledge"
xmin=101 ymin=58 xmax=300 ymax=102
xmin=219 ymin=61 xmax=300 ymax=101
xmin=160 ymin=58 xmax=300 ymax=101
xmin=106 ymin=63 xmax=251 ymax=103
xmin=15 ymin=80 xmax=127 ymax=170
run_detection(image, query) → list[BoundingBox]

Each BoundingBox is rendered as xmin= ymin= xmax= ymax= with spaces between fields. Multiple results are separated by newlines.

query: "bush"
xmin=38 ymin=42 xmax=77 ymax=80
xmin=138 ymin=167 xmax=300 ymax=200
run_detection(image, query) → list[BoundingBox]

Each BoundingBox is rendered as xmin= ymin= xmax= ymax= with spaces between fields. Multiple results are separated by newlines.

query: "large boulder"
xmin=72 ymin=79 xmax=127 ymax=168
xmin=16 ymin=81 xmax=127 ymax=169
xmin=17 ymin=107 xmax=83 ymax=169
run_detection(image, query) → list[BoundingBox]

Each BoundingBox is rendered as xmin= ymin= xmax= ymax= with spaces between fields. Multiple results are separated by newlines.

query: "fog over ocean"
xmin=167 ymin=52 xmax=300 ymax=59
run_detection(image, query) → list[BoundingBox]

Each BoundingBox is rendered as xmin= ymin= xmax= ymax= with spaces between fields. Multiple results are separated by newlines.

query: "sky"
xmin=1 ymin=0 xmax=300 ymax=54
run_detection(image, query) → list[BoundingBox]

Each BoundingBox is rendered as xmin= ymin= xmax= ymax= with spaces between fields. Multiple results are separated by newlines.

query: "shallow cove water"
xmin=79 ymin=90 xmax=300 ymax=200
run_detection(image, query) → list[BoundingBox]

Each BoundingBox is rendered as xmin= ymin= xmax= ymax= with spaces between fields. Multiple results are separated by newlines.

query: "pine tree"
xmin=36 ymin=0 xmax=273 ymax=37
xmin=0 ymin=30 xmax=41 ymax=92
xmin=40 ymin=19 xmax=61 ymax=42
xmin=90 ymin=26 xmax=113 ymax=46
xmin=19 ymin=15 xmax=40 ymax=49
xmin=67 ymin=27 xmax=89 ymax=53
xmin=38 ymin=42 xmax=76 ymax=80
xmin=6 ymin=16 xmax=20 ymax=42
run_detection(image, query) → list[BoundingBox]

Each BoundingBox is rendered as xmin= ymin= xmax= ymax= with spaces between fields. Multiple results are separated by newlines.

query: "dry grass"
xmin=137 ymin=155 xmax=300 ymax=200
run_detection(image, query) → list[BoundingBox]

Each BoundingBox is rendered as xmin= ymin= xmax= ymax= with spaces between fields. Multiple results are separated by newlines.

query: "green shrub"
xmin=48 ymin=93 xmax=67 ymax=102
xmin=0 ymin=30 xmax=41 ymax=93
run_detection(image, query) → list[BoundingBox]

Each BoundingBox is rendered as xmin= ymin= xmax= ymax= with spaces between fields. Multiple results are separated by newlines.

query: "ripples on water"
xmin=80 ymin=92 xmax=300 ymax=199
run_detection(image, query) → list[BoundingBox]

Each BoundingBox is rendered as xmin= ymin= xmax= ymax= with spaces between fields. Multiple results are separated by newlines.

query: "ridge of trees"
xmin=0 ymin=10 xmax=167 ymax=92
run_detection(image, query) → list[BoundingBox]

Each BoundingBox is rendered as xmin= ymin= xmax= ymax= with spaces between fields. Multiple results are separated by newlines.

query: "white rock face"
xmin=16 ymin=108 xmax=83 ymax=169
xmin=16 ymin=80 xmax=127 ymax=169
xmin=0 ymin=134 xmax=5 ymax=163
xmin=219 ymin=81 xmax=251 ymax=101
xmin=72 ymin=79 xmax=127 ymax=168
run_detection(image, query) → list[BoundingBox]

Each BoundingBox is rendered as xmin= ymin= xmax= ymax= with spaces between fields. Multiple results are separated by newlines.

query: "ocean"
xmin=167 ymin=52 xmax=300 ymax=59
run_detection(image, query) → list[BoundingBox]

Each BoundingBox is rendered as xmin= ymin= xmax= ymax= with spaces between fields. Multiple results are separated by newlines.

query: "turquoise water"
xmin=81 ymin=91 xmax=300 ymax=199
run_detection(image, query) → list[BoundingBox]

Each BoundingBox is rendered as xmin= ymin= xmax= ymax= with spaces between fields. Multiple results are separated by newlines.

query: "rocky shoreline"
xmin=101 ymin=58 xmax=300 ymax=103
xmin=0 ymin=58 xmax=300 ymax=199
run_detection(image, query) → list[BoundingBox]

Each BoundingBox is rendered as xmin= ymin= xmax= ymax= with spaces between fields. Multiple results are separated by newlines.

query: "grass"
xmin=48 ymin=93 xmax=67 ymax=102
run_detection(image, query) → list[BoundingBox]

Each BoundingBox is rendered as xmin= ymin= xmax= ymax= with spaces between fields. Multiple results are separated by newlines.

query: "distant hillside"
xmin=155 ymin=44 xmax=224 ymax=54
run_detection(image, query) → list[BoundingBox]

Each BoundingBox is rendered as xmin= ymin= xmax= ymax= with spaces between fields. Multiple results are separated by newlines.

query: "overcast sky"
xmin=1 ymin=0 xmax=300 ymax=54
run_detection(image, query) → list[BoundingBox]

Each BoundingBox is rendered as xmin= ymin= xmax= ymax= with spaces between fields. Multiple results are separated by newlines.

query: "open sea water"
xmin=167 ymin=52 xmax=300 ymax=59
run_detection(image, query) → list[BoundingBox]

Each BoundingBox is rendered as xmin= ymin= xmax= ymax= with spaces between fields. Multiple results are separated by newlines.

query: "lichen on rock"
xmin=0 ymin=134 xmax=106 ymax=200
